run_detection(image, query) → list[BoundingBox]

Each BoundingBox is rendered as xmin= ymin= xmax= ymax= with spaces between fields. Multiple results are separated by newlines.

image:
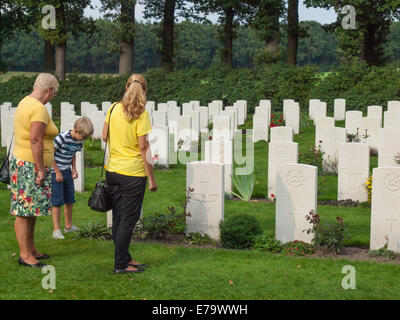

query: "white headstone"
xmin=182 ymin=103 xmax=194 ymax=116
xmin=252 ymin=114 xmax=268 ymax=143
xmin=285 ymin=101 xmax=300 ymax=134
xmin=225 ymin=106 xmax=239 ymax=129
xmin=370 ymin=167 xmax=400 ymax=253
xmin=145 ymin=101 xmax=155 ymax=117
xmin=186 ymin=161 xmax=224 ymax=240
xmin=313 ymin=101 xmax=327 ymax=124
xmin=345 ymin=110 xmax=363 ymax=136
xmin=204 ymin=139 xmax=233 ymax=194
xmin=309 ymin=99 xmax=320 ymax=121
xmin=268 ymin=141 xmax=298 ymax=199
xmin=283 ymin=99 xmax=295 ymax=121
xmin=167 ymin=101 xmax=178 ymax=109
xmin=187 ymin=110 xmax=200 ymax=141
xmin=149 ymin=125 xmax=169 ymax=167
xmin=270 ymin=127 xmax=293 ymax=142
xmin=157 ymin=103 xmax=168 ymax=113
xmin=176 ymin=115 xmax=192 ymax=152
xmin=378 ymin=127 xmax=400 ymax=167
xmin=315 ymin=117 xmax=335 ymax=149
xmin=198 ymin=106 xmax=209 ymax=130
xmin=276 ymin=164 xmax=317 ymax=244
xmin=384 ymin=110 xmax=400 ymax=128
xmin=338 ymin=143 xmax=369 ymax=202
xmin=212 ymin=116 xmax=231 ymax=141
xmin=208 ymin=102 xmax=220 ymax=122
xmin=152 ymin=111 xmax=168 ymax=126
xmin=74 ymin=147 xmax=85 ymax=193
xmin=367 ymin=106 xmax=382 ymax=127
xmin=361 ymin=117 xmax=380 ymax=151
xmin=320 ymin=127 xmax=346 ymax=173
xmin=334 ymin=99 xmax=346 ymax=121
xmin=387 ymin=101 xmax=400 ymax=112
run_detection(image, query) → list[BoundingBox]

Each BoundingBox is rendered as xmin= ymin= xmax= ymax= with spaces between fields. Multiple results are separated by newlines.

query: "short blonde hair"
xmin=74 ymin=117 xmax=94 ymax=138
xmin=33 ymin=73 xmax=59 ymax=93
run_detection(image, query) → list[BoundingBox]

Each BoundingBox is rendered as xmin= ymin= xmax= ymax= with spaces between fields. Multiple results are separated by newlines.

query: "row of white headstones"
xmin=1 ymin=99 xmax=400 ymax=252
xmin=185 ymin=99 xmax=400 ymax=253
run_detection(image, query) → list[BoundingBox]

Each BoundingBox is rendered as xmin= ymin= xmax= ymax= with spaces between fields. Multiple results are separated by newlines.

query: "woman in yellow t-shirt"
xmin=102 ymin=74 xmax=158 ymax=274
xmin=10 ymin=73 xmax=59 ymax=268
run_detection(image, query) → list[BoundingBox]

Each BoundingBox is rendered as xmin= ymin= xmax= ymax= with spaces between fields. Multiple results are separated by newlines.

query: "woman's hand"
xmin=35 ymin=169 xmax=45 ymax=186
xmin=149 ymin=178 xmax=158 ymax=192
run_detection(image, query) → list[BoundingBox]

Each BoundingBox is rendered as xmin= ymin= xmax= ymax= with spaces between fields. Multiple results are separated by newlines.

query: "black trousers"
xmin=106 ymin=171 xmax=147 ymax=270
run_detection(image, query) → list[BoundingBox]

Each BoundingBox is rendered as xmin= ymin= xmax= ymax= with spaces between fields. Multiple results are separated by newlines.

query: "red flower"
xmin=26 ymin=197 xmax=32 ymax=203
xmin=11 ymin=174 xmax=17 ymax=184
xmin=19 ymin=190 xmax=24 ymax=195
xmin=208 ymin=136 xmax=212 ymax=140
xmin=278 ymin=119 xmax=282 ymax=123
xmin=270 ymin=194 xmax=275 ymax=198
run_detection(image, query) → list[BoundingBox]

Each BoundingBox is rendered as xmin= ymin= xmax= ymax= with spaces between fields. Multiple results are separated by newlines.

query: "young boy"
xmin=52 ymin=117 xmax=94 ymax=239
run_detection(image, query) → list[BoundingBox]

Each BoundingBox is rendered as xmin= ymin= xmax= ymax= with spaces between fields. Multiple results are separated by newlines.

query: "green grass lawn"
xmin=0 ymin=116 xmax=399 ymax=300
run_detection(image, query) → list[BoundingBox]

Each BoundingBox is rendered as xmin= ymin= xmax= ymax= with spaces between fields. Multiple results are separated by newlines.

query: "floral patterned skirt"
xmin=10 ymin=156 xmax=52 ymax=217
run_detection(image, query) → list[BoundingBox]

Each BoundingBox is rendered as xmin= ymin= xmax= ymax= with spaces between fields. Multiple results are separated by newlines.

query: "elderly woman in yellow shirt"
xmin=102 ymin=74 xmax=157 ymax=274
xmin=11 ymin=73 xmax=59 ymax=268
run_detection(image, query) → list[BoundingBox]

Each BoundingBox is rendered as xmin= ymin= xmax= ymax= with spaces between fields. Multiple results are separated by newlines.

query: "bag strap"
xmin=6 ymin=133 xmax=14 ymax=159
xmin=101 ymin=103 xmax=117 ymax=179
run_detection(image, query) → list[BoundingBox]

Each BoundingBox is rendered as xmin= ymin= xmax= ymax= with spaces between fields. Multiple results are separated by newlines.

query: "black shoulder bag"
xmin=88 ymin=103 xmax=117 ymax=212
xmin=0 ymin=133 xmax=14 ymax=184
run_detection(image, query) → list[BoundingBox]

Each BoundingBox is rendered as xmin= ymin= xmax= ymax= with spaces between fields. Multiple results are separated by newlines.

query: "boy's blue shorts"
xmin=51 ymin=169 xmax=76 ymax=207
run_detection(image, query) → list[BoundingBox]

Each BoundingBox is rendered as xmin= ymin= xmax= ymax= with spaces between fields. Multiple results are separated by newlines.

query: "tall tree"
xmin=22 ymin=0 xmax=94 ymax=79
xmin=304 ymin=0 xmax=400 ymax=66
xmin=101 ymin=0 xmax=136 ymax=75
xmin=0 ymin=0 xmax=28 ymax=72
xmin=194 ymin=0 xmax=252 ymax=69
xmin=141 ymin=0 xmax=191 ymax=72
xmin=246 ymin=0 xmax=286 ymax=63
xmin=287 ymin=0 xmax=299 ymax=66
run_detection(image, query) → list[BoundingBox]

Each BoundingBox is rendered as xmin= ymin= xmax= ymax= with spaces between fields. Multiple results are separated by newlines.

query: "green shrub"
xmin=72 ymin=221 xmax=112 ymax=241
xmin=299 ymin=145 xmax=324 ymax=173
xmin=133 ymin=207 xmax=186 ymax=240
xmin=305 ymin=210 xmax=350 ymax=254
xmin=253 ymin=234 xmax=282 ymax=253
xmin=184 ymin=232 xmax=215 ymax=245
xmin=281 ymin=240 xmax=315 ymax=257
xmin=219 ymin=214 xmax=262 ymax=249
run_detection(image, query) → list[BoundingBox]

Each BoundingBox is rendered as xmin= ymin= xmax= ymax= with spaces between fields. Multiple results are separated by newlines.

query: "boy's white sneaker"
xmin=52 ymin=229 xmax=65 ymax=240
xmin=64 ymin=225 xmax=79 ymax=233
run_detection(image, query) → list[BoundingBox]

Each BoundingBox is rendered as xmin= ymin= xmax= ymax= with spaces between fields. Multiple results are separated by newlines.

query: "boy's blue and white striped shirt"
xmin=53 ymin=130 xmax=83 ymax=171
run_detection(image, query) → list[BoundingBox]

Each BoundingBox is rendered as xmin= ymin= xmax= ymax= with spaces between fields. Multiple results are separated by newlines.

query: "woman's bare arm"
xmin=138 ymin=135 xmax=157 ymax=192
xmin=30 ymin=121 xmax=46 ymax=184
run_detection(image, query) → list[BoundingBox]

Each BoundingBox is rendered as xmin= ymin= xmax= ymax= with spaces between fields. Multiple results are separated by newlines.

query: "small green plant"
xmin=184 ymin=232 xmax=215 ymax=245
xmin=134 ymin=206 xmax=186 ymax=240
xmin=219 ymin=214 xmax=262 ymax=249
xmin=134 ymin=187 xmax=193 ymax=240
xmin=253 ymin=234 xmax=282 ymax=253
xmin=299 ymin=145 xmax=324 ymax=173
xmin=305 ymin=210 xmax=350 ymax=254
xmin=368 ymin=241 xmax=400 ymax=260
xmin=281 ymin=240 xmax=315 ymax=257
xmin=73 ymin=221 xmax=112 ymax=241
xmin=230 ymin=172 xmax=255 ymax=201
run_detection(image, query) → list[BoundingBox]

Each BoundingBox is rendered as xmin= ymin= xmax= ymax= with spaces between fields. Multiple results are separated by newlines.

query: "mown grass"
xmin=0 ymin=114 xmax=397 ymax=300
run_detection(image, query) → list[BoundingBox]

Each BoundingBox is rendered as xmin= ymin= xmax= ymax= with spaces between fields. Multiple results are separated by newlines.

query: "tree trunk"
xmin=224 ymin=6 xmax=234 ymax=70
xmin=287 ymin=0 xmax=299 ymax=66
xmin=43 ymin=39 xmax=55 ymax=73
xmin=265 ymin=10 xmax=280 ymax=55
xmin=55 ymin=42 xmax=66 ymax=80
xmin=161 ymin=0 xmax=176 ymax=73
xmin=119 ymin=2 xmax=135 ymax=75
xmin=55 ymin=3 xmax=67 ymax=80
